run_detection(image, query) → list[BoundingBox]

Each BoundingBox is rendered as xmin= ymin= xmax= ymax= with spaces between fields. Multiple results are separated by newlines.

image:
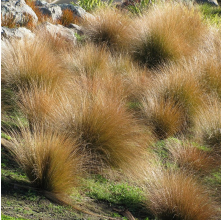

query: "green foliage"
xmin=199 ymin=4 xmax=221 ymax=25
xmin=71 ymin=0 xmax=113 ymax=12
xmin=128 ymin=0 xmax=152 ymax=15
xmin=85 ymin=176 xmax=145 ymax=212
xmin=1 ymin=215 xmax=29 ymax=220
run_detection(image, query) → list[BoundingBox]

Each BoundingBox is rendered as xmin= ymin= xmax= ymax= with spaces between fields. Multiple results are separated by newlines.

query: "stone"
xmin=1 ymin=26 xmax=35 ymax=40
xmin=37 ymin=2 xmax=63 ymax=21
xmin=194 ymin=0 xmax=219 ymax=6
xmin=1 ymin=0 xmax=38 ymax=26
xmin=68 ymin=23 xmax=84 ymax=35
xmin=37 ymin=22 xmax=77 ymax=43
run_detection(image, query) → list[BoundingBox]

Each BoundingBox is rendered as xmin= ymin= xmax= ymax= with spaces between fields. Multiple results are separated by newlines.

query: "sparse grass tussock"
xmin=7 ymin=123 xmax=83 ymax=197
xmin=59 ymin=9 xmax=79 ymax=27
xmin=143 ymin=167 xmax=220 ymax=220
xmin=141 ymin=64 xmax=205 ymax=137
xmin=62 ymin=43 xmax=110 ymax=78
xmin=195 ymin=100 xmax=221 ymax=150
xmin=166 ymin=139 xmax=218 ymax=174
xmin=1 ymin=14 xmax=18 ymax=28
xmin=82 ymin=7 xmax=136 ymax=52
xmin=1 ymin=37 xmax=68 ymax=91
xmin=17 ymin=85 xmax=61 ymax=126
xmin=131 ymin=4 xmax=206 ymax=68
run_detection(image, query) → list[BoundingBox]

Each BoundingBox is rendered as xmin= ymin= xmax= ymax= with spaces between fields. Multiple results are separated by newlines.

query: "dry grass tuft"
xmin=59 ymin=9 xmax=79 ymax=27
xmin=142 ymin=98 xmax=185 ymax=139
xmin=166 ymin=139 xmax=218 ymax=174
xmin=141 ymin=64 xmax=205 ymax=137
xmin=82 ymin=7 xmax=135 ymax=52
xmin=1 ymin=36 xmax=69 ymax=92
xmin=143 ymin=167 xmax=220 ymax=220
xmin=1 ymin=13 xmax=18 ymax=28
xmin=131 ymin=3 xmax=206 ymax=68
xmin=7 ymin=123 xmax=83 ymax=197
xmin=50 ymin=83 xmax=151 ymax=174
xmin=195 ymin=100 xmax=221 ymax=150
xmin=62 ymin=43 xmax=110 ymax=78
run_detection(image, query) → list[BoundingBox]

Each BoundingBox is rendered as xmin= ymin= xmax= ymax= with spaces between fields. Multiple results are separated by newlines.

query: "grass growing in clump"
xmin=82 ymin=7 xmax=135 ymax=52
xmin=59 ymin=9 xmax=78 ymax=27
xmin=1 ymin=36 xmax=68 ymax=92
xmin=166 ymin=139 xmax=218 ymax=174
xmin=141 ymin=63 xmax=205 ymax=137
xmin=52 ymin=84 xmax=150 ymax=175
xmin=6 ymin=123 xmax=83 ymax=200
xmin=143 ymin=167 xmax=220 ymax=220
xmin=131 ymin=4 xmax=206 ymax=68
xmin=195 ymin=100 xmax=221 ymax=150
xmin=62 ymin=43 xmax=110 ymax=78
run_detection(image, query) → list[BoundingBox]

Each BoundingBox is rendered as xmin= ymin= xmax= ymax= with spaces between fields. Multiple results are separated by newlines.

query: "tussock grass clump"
xmin=1 ymin=37 xmax=68 ymax=91
xmin=59 ymin=9 xmax=78 ymax=27
xmin=143 ymin=167 xmax=219 ymax=220
xmin=141 ymin=64 xmax=205 ymax=138
xmin=52 ymin=85 xmax=151 ymax=174
xmin=195 ymin=100 xmax=221 ymax=150
xmin=82 ymin=7 xmax=135 ymax=52
xmin=7 ymin=123 xmax=83 ymax=197
xmin=62 ymin=43 xmax=110 ymax=78
xmin=142 ymin=98 xmax=185 ymax=139
xmin=131 ymin=4 xmax=206 ymax=68
xmin=166 ymin=139 xmax=217 ymax=174
xmin=200 ymin=59 xmax=221 ymax=100
xmin=17 ymin=85 xmax=61 ymax=126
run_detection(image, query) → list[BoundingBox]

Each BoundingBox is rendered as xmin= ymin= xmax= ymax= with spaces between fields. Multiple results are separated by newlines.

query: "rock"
xmin=1 ymin=0 xmax=38 ymax=26
xmin=1 ymin=26 xmax=35 ymax=40
xmin=38 ymin=22 xmax=77 ymax=43
xmin=68 ymin=23 xmax=84 ymax=35
xmin=37 ymin=2 xmax=63 ymax=21
xmin=194 ymin=0 xmax=219 ymax=6
xmin=58 ymin=4 xmax=87 ymax=18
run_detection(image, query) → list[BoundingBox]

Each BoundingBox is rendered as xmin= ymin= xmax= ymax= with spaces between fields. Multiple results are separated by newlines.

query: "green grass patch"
xmin=1 ymin=215 xmax=29 ymax=220
xmin=199 ymin=4 xmax=221 ymax=25
xmin=84 ymin=175 xmax=145 ymax=212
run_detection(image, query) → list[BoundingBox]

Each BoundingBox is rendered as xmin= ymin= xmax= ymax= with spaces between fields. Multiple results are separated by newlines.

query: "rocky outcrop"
xmin=35 ymin=0 xmax=63 ymax=21
xmin=194 ymin=0 xmax=219 ymax=6
xmin=1 ymin=0 xmax=38 ymax=26
xmin=1 ymin=26 xmax=35 ymax=40
xmin=37 ymin=22 xmax=77 ymax=43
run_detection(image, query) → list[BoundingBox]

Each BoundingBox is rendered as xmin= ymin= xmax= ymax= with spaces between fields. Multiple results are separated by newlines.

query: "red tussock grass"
xmin=50 ymin=82 xmax=151 ymax=175
xmin=59 ymin=9 xmax=79 ymax=27
xmin=141 ymin=63 xmax=205 ymax=137
xmin=7 ymin=123 xmax=83 ymax=199
xmin=82 ymin=7 xmax=136 ymax=52
xmin=143 ymin=167 xmax=220 ymax=220
xmin=166 ymin=139 xmax=218 ymax=174
xmin=131 ymin=3 xmax=206 ymax=68
xmin=61 ymin=43 xmax=110 ymax=78
xmin=195 ymin=99 xmax=221 ymax=151
xmin=1 ymin=36 xmax=69 ymax=92
xmin=1 ymin=13 xmax=18 ymax=28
